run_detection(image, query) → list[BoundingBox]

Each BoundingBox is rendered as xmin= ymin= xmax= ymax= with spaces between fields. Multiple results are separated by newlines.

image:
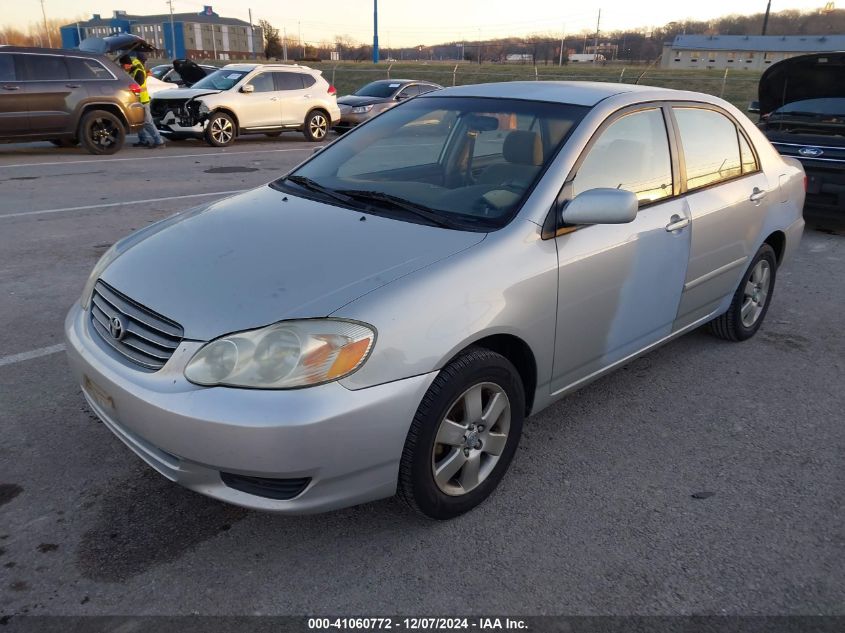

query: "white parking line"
xmin=0 ymin=147 xmax=316 ymax=169
xmin=0 ymin=189 xmax=248 ymax=219
xmin=0 ymin=344 xmax=66 ymax=367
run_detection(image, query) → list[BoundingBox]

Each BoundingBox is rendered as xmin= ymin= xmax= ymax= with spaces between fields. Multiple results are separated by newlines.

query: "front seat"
xmin=475 ymin=130 xmax=543 ymax=188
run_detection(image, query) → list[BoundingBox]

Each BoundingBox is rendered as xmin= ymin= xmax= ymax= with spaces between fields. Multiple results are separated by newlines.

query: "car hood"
xmin=152 ymin=88 xmax=221 ymax=101
xmin=100 ymin=186 xmax=485 ymax=340
xmin=337 ymin=95 xmax=389 ymax=107
xmin=172 ymin=58 xmax=208 ymax=86
xmin=759 ymin=52 xmax=845 ymax=116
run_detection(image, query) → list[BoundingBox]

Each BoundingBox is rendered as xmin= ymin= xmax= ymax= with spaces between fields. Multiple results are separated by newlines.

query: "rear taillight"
xmin=328 ymin=85 xmax=337 ymax=96
xmin=129 ymin=82 xmax=141 ymax=96
xmin=804 ymin=175 xmax=808 ymax=192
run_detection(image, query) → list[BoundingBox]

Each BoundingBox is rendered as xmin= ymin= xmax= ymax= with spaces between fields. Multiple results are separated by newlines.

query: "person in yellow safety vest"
xmin=119 ymin=53 xmax=165 ymax=149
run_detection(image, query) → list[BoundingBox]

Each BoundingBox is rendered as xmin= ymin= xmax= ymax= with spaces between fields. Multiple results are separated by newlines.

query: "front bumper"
xmin=803 ymin=162 xmax=845 ymax=212
xmin=154 ymin=111 xmax=204 ymax=138
xmin=64 ymin=302 xmax=436 ymax=513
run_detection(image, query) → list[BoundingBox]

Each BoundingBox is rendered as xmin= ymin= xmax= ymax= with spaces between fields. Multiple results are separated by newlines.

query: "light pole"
xmin=40 ymin=0 xmax=53 ymax=48
xmin=761 ymin=0 xmax=773 ymax=35
xmin=373 ymin=0 xmax=379 ymax=63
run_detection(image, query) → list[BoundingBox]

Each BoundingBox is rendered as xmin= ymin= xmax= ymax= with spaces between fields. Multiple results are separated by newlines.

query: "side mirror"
xmin=561 ymin=188 xmax=638 ymax=225
xmin=747 ymin=100 xmax=760 ymax=114
xmin=241 ymin=84 xmax=254 ymax=94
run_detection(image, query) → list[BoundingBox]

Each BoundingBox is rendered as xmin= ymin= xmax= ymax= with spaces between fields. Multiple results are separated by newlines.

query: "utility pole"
xmin=283 ymin=26 xmax=288 ymax=61
xmin=594 ymin=8 xmax=601 ymax=63
xmin=761 ymin=0 xmax=772 ymax=35
xmin=248 ymin=9 xmax=255 ymax=59
xmin=299 ymin=21 xmax=304 ymax=59
xmin=373 ymin=0 xmax=379 ymax=64
xmin=40 ymin=0 xmax=53 ymax=48
xmin=166 ymin=0 xmax=176 ymax=58
xmin=559 ymin=24 xmax=566 ymax=66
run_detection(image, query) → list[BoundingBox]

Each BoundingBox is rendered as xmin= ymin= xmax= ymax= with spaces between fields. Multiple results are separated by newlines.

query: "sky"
xmin=6 ymin=0 xmax=832 ymax=46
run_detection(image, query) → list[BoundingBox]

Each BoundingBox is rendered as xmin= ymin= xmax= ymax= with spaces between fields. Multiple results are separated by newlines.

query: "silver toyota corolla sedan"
xmin=65 ymin=81 xmax=805 ymax=520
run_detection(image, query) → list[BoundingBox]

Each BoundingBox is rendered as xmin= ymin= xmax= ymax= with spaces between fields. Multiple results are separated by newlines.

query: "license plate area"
xmin=83 ymin=375 xmax=114 ymax=412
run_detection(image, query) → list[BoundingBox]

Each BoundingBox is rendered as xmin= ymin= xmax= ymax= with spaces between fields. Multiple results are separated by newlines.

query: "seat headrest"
xmin=503 ymin=130 xmax=543 ymax=166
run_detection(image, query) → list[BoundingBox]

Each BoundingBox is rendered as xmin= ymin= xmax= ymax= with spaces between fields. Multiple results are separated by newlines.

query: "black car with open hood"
xmin=753 ymin=52 xmax=845 ymax=211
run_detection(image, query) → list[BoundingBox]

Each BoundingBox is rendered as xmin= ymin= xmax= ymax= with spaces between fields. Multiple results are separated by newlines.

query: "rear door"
xmin=670 ymin=106 xmax=773 ymax=329
xmin=17 ymin=53 xmax=76 ymax=134
xmin=0 ymin=53 xmax=29 ymax=136
xmin=276 ymin=71 xmax=310 ymax=125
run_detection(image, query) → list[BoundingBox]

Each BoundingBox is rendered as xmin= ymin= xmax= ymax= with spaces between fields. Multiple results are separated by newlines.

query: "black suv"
xmin=0 ymin=46 xmax=145 ymax=154
xmin=752 ymin=52 xmax=845 ymax=211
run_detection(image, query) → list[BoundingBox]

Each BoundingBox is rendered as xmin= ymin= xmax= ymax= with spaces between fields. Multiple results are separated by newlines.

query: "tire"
xmin=49 ymin=138 xmax=78 ymax=148
xmin=302 ymin=110 xmax=329 ymax=142
xmin=709 ymin=243 xmax=777 ymax=342
xmin=204 ymin=112 xmax=236 ymax=147
xmin=78 ymin=110 xmax=125 ymax=155
xmin=398 ymin=347 xmax=525 ymax=520
xmin=264 ymin=131 xmax=282 ymax=138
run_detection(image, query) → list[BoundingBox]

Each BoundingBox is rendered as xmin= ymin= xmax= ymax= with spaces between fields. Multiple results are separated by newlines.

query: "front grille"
xmin=150 ymin=98 xmax=188 ymax=118
xmin=220 ymin=473 xmax=311 ymax=500
xmin=89 ymin=280 xmax=183 ymax=371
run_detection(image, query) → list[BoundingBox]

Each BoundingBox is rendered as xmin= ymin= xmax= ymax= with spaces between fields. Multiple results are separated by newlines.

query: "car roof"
xmin=433 ymin=81 xmax=672 ymax=107
xmin=0 ymin=45 xmax=109 ymax=60
xmin=221 ymin=63 xmax=317 ymax=73
xmin=368 ymin=79 xmax=438 ymax=86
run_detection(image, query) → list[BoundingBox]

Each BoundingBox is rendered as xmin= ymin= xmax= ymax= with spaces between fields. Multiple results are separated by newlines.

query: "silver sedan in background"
xmin=65 ymin=81 xmax=805 ymax=520
xmin=335 ymin=79 xmax=442 ymax=133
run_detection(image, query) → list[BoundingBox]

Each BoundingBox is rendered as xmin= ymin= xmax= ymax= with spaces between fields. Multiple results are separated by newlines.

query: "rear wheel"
xmin=303 ymin=110 xmax=329 ymax=142
xmin=204 ymin=112 xmax=236 ymax=147
xmin=78 ymin=110 xmax=125 ymax=155
xmin=398 ymin=347 xmax=525 ymax=520
xmin=709 ymin=243 xmax=777 ymax=341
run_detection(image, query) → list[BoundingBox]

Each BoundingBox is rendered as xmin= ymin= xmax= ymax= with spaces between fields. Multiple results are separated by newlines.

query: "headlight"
xmin=184 ymin=319 xmax=375 ymax=389
xmin=351 ymin=105 xmax=374 ymax=114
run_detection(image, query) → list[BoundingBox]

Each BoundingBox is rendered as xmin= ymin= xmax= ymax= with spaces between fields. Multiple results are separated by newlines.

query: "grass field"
xmin=312 ymin=62 xmax=761 ymax=113
xmin=150 ymin=58 xmax=761 ymax=113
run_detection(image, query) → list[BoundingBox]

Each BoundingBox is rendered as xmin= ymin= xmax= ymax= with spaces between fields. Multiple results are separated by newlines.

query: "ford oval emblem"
xmin=798 ymin=147 xmax=824 ymax=158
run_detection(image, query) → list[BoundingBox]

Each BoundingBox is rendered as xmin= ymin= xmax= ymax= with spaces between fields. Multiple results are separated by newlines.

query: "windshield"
xmin=150 ymin=66 xmax=170 ymax=79
xmin=772 ymin=98 xmax=845 ymax=117
xmin=354 ymin=81 xmax=401 ymax=98
xmin=190 ymin=69 xmax=249 ymax=91
xmin=275 ymin=96 xmax=588 ymax=231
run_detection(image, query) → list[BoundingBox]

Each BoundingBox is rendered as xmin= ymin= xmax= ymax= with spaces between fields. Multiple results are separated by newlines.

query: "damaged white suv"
xmin=151 ymin=63 xmax=341 ymax=146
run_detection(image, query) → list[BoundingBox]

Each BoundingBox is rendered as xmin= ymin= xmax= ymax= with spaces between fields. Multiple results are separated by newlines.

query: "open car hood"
xmin=172 ymin=58 xmax=208 ymax=86
xmin=759 ymin=52 xmax=845 ymax=116
xmin=78 ymin=33 xmax=156 ymax=54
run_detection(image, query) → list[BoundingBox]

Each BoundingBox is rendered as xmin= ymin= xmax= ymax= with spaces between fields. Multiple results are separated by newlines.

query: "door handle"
xmin=1 ymin=85 xmax=21 ymax=91
xmin=665 ymin=214 xmax=690 ymax=232
xmin=749 ymin=187 xmax=768 ymax=203
xmin=270 ymin=97 xmax=278 ymax=101
xmin=303 ymin=94 xmax=312 ymax=98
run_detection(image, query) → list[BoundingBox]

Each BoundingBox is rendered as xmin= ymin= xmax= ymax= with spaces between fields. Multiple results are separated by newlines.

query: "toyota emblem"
xmin=109 ymin=315 xmax=125 ymax=341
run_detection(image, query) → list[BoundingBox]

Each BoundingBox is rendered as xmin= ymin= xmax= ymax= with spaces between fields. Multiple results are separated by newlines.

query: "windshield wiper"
xmin=336 ymin=190 xmax=463 ymax=229
xmin=284 ymin=175 xmax=356 ymax=206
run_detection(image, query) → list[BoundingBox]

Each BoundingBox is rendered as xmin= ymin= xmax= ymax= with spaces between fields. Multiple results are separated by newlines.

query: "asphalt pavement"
xmin=0 ymin=134 xmax=842 ymax=617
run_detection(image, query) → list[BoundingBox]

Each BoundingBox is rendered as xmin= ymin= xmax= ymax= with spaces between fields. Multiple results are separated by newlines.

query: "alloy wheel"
xmin=211 ymin=117 xmax=234 ymax=144
xmin=431 ymin=382 xmax=511 ymax=496
xmin=309 ymin=114 xmax=328 ymax=139
xmin=741 ymin=259 xmax=771 ymax=327
xmin=91 ymin=118 xmax=118 ymax=149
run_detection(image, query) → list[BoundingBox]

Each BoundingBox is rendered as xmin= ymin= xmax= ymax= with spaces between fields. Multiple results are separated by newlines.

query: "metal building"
xmin=661 ymin=34 xmax=845 ymax=71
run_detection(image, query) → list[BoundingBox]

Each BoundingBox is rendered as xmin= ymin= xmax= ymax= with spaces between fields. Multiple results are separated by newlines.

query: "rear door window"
xmin=19 ymin=54 xmax=69 ymax=80
xmin=274 ymin=72 xmax=305 ymax=91
xmin=673 ymin=107 xmax=743 ymax=190
xmin=66 ymin=57 xmax=112 ymax=80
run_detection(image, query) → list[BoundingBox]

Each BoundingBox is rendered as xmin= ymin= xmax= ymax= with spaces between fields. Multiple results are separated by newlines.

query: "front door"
xmin=551 ymin=106 xmax=691 ymax=394
xmin=237 ymin=71 xmax=282 ymax=129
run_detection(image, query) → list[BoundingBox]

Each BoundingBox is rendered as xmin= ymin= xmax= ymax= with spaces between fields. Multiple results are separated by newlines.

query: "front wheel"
xmin=303 ymin=110 xmax=329 ymax=142
xmin=709 ymin=243 xmax=777 ymax=341
xmin=398 ymin=347 xmax=525 ymax=520
xmin=78 ymin=110 xmax=125 ymax=155
xmin=204 ymin=112 xmax=236 ymax=147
